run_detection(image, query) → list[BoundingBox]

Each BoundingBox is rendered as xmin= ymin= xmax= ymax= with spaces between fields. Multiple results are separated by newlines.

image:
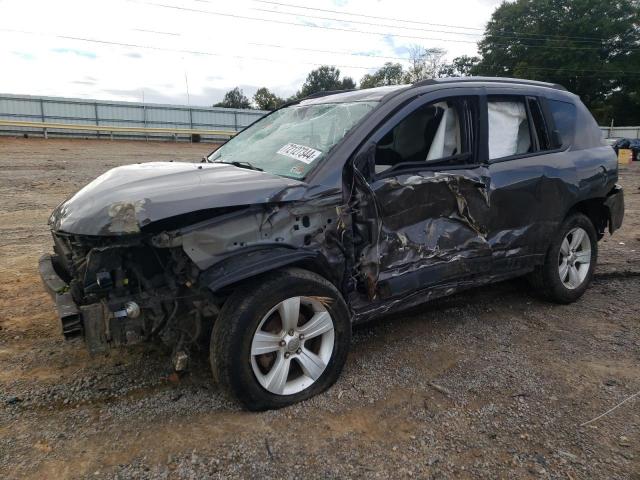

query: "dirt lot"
xmin=0 ymin=137 xmax=639 ymax=479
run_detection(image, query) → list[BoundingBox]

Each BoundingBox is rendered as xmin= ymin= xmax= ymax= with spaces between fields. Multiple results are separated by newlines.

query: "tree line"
xmin=215 ymin=48 xmax=474 ymax=110
xmin=214 ymin=65 xmax=357 ymax=111
xmin=214 ymin=0 xmax=639 ymax=125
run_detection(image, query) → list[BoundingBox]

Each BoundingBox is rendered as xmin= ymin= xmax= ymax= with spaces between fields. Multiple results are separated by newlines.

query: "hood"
xmin=50 ymin=162 xmax=308 ymax=236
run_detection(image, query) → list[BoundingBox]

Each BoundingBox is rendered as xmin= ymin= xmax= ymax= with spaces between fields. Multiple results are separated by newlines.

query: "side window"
xmin=374 ymin=97 xmax=473 ymax=173
xmin=488 ymin=96 xmax=532 ymax=160
xmin=547 ymin=99 xmax=576 ymax=148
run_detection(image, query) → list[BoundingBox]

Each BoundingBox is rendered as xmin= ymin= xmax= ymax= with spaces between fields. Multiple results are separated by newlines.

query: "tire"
xmin=528 ymin=212 xmax=597 ymax=304
xmin=210 ymin=267 xmax=351 ymax=411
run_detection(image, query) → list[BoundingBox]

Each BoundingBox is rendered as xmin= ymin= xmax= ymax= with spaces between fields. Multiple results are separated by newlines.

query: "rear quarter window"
xmin=547 ymin=99 xmax=576 ymax=148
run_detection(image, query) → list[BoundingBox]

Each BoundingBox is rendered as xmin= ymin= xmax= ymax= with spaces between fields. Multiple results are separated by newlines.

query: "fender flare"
xmin=200 ymin=246 xmax=335 ymax=293
xmin=603 ymin=184 xmax=624 ymax=234
xmin=564 ymin=185 xmax=625 ymax=238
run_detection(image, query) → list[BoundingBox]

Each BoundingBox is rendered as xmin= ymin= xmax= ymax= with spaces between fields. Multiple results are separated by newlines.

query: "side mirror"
xmin=551 ymin=129 xmax=562 ymax=148
xmin=201 ymin=156 xmax=208 ymax=163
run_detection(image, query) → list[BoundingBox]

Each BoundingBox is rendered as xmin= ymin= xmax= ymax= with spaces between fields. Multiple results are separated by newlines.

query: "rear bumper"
xmin=604 ymin=185 xmax=624 ymax=234
xmin=38 ymin=254 xmax=83 ymax=339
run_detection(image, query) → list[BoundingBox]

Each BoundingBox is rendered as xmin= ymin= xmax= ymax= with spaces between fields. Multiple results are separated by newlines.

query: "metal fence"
xmin=601 ymin=126 xmax=640 ymax=140
xmin=0 ymin=93 xmax=269 ymax=142
xmin=2 ymin=93 xmax=638 ymax=143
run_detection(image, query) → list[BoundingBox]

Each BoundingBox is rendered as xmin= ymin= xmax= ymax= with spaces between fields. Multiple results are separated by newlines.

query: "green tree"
xmin=341 ymin=76 xmax=356 ymax=90
xmin=360 ymin=62 xmax=405 ymax=89
xmin=297 ymin=66 xmax=355 ymax=98
xmin=404 ymin=46 xmax=447 ymax=83
xmin=214 ymin=87 xmax=251 ymax=109
xmin=473 ymin=0 xmax=640 ymax=124
xmin=438 ymin=56 xmax=480 ymax=77
xmin=253 ymin=87 xmax=284 ymax=110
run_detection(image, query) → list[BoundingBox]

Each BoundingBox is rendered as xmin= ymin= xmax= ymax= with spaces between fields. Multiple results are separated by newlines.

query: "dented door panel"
xmin=487 ymin=154 xmax=569 ymax=265
xmin=486 ymin=145 xmax=618 ymax=268
xmin=361 ymin=167 xmax=492 ymax=299
xmin=352 ymin=89 xmax=494 ymax=302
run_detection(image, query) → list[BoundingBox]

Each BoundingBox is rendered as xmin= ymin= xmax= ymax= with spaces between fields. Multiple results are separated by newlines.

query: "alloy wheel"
xmin=558 ymin=227 xmax=591 ymax=290
xmin=250 ymin=296 xmax=335 ymax=395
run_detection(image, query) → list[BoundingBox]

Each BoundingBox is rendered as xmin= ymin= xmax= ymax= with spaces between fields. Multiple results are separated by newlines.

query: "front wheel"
xmin=528 ymin=213 xmax=597 ymax=304
xmin=210 ymin=268 xmax=351 ymax=411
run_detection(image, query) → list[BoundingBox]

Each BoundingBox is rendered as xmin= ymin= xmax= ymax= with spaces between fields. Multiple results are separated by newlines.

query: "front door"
xmin=352 ymin=90 xmax=492 ymax=302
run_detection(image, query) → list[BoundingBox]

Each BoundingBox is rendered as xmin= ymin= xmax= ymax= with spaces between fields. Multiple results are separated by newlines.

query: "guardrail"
xmin=0 ymin=93 xmax=267 ymax=141
xmin=0 ymin=119 xmax=237 ymax=141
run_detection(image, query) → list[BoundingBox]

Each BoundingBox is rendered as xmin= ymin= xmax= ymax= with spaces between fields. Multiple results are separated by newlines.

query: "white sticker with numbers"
xmin=277 ymin=143 xmax=322 ymax=164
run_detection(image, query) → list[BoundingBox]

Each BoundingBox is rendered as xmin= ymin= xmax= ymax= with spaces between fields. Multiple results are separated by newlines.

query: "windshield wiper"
xmin=228 ymin=161 xmax=263 ymax=172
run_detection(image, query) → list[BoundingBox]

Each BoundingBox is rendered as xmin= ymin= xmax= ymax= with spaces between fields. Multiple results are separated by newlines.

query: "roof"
xmin=296 ymin=76 xmax=568 ymax=106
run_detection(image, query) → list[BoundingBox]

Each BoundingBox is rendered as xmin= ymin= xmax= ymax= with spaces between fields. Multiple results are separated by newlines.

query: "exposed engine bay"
xmin=44 ymin=231 xmax=216 ymax=369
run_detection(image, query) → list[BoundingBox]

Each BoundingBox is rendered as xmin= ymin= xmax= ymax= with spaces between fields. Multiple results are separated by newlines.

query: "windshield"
xmin=208 ymin=101 xmax=377 ymax=179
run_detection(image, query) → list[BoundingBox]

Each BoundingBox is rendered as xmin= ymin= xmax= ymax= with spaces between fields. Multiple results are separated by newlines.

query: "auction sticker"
xmin=277 ymin=143 xmax=322 ymax=164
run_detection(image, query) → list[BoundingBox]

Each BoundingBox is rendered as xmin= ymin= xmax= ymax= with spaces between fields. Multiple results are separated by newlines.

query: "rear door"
xmin=485 ymin=91 xmax=571 ymax=273
xmin=351 ymin=88 xmax=493 ymax=301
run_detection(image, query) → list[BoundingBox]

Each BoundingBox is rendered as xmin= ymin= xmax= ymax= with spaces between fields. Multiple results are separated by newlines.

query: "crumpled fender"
xmin=199 ymin=246 xmax=333 ymax=293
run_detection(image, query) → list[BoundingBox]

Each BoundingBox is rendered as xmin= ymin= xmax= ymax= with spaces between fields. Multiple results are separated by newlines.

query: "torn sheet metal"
xmin=354 ymin=169 xmax=492 ymax=300
xmin=177 ymin=200 xmax=345 ymax=273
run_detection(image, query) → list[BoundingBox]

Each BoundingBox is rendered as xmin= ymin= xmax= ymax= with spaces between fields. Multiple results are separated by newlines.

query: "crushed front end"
xmin=39 ymin=230 xmax=214 ymax=362
xmin=38 ymin=160 xmax=348 ymax=366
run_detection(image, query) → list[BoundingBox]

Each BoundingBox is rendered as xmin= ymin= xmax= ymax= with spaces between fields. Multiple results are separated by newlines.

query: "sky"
xmin=0 ymin=0 xmax=503 ymax=107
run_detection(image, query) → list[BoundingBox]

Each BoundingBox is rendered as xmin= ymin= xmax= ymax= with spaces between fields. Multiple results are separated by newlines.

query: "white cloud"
xmin=0 ymin=0 xmax=500 ymax=106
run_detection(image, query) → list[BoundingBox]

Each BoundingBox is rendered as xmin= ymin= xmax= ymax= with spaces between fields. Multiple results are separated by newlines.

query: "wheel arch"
xmin=565 ymin=197 xmax=608 ymax=239
xmin=200 ymin=246 xmax=339 ymax=295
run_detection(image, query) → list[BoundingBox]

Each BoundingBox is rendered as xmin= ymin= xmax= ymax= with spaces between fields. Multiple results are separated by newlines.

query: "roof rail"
xmin=414 ymin=76 xmax=567 ymax=91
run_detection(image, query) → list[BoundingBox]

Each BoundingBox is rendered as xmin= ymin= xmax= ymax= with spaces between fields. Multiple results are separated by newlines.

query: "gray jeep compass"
xmin=40 ymin=77 xmax=624 ymax=410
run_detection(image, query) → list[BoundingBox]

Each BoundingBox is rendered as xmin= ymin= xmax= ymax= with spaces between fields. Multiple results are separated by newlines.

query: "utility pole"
xmin=184 ymin=70 xmax=191 ymax=107
xmin=183 ymin=62 xmax=192 ymax=143
xmin=609 ymin=118 xmax=614 ymax=139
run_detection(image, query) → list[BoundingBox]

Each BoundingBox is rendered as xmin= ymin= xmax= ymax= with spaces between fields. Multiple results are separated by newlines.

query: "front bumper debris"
xmin=39 ymin=254 xmax=83 ymax=339
xmin=39 ymin=253 xmax=112 ymax=353
xmin=40 ymin=251 xmax=150 ymax=354
xmin=38 ymin=253 xmax=68 ymax=298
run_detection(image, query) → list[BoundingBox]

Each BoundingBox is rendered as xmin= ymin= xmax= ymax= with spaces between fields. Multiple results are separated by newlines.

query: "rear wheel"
xmin=558 ymin=227 xmax=592 ymax=290
xmin=210 ymin=268 xmax=351 ymax=410
xmin=528 ymin=213 xmax=597 ymax=303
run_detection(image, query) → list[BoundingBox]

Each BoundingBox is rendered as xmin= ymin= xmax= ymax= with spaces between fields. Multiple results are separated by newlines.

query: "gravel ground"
xmin=0 ymin=137 xmax=639 ymax=479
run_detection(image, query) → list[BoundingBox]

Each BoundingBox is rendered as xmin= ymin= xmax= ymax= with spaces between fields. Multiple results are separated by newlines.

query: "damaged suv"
xmin=40 ymin=78 xmax=624 ymax=410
